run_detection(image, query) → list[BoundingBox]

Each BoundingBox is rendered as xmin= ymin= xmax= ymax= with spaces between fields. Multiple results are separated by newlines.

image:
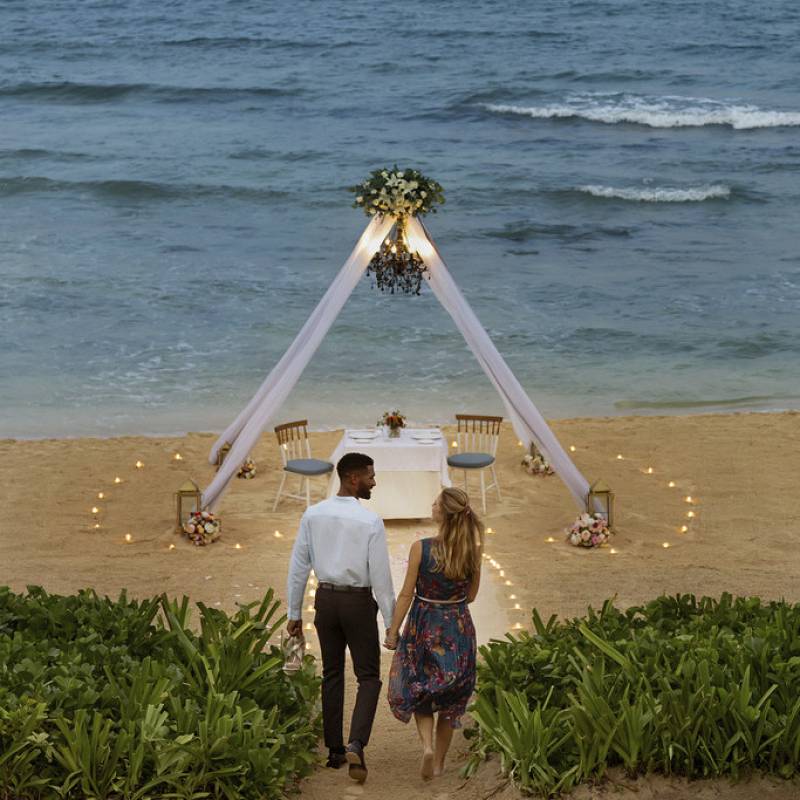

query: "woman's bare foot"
xmin=420 ymin=749 xmax=434 ymax=780
xmin=432 ymin=764 xmax=444 ymax=777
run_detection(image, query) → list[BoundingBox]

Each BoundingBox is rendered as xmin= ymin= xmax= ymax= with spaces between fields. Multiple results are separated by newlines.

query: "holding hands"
xmin=383 ymin=628 xmax=398 ymax=650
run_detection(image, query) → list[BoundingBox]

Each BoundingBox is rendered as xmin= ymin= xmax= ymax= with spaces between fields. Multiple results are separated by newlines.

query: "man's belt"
xmin=317 ymin=582 xmax=371 ymax=594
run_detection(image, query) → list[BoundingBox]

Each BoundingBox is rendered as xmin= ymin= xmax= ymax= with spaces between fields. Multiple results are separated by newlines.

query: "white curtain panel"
xmin=406 ymin=217 xmax=590 ymax=508
xmin=202 ymin=215 xmax=394 ymax=509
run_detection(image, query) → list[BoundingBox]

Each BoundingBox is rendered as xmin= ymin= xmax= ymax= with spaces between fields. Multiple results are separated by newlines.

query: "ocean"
xmin=1 ymin=0 xmax=799 ymax=438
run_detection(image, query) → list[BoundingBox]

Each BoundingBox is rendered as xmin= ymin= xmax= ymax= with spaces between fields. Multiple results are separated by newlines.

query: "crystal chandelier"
xmin=366 ymin=218 xmax=429 ymax=295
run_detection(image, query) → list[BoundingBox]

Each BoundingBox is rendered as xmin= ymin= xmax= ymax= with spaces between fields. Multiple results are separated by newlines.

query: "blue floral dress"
xmin=388 ymin=537 xmax=477 ymax=728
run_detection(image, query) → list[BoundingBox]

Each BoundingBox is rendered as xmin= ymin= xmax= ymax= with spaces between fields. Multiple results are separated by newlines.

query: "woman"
xmin=385 ymin=487 xmax=484 ymax=779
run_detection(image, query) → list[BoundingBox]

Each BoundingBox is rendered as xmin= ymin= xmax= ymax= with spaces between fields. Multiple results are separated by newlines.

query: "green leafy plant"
xmin=466 ymin=593 xmax=800 ymax=796
xmin=0 ymin=585 xmax=321 ymax=800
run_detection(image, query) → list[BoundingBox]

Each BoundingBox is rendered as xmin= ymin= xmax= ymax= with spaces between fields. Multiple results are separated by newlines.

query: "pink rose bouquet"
xmin=566 ymin=512 xmax=611 ymax=548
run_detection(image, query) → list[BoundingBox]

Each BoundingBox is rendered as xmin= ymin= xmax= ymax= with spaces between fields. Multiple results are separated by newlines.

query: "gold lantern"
xmin=215 ymin=442 xmax=231 ymax=470
xmin=587 ymin=479 xmax=615 ymax=529
xmin=175 ymin=479 xmax=202 ymax=532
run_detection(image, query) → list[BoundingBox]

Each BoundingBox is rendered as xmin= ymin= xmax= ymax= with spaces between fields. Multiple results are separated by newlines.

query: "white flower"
xmin=371 ymin=189 xmax=377 ymax=194
xmin=395 ymin=171 xmax=403 ymax=179
xmin=570 ymin=532 xmax=580 ymax=545
xmin=204 ymin=523 xmax=216 ymax=534
xmin=356 ymin=195 xmax=363 ymax=202
xmin=421 ymin=191 xmax=427 ymax=198
xmin=381 ymin=171 xmax=388 ymax=178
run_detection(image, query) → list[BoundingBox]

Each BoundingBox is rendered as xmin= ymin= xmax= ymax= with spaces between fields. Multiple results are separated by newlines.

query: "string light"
xmin=514 ymin=603 xmax=521 ymax=610
xmin=305 ymin=623 xmax=313 ymax=631
xmin=451 ymin=440 xmax=458 ymax=447
xmin=646 ymin=467 xmax=654 ymax=474
xmin=509 ymin=594 xmax=517 ymax=600
xmin=499 ymin=570 xmax=505 ymax=577
xmin=486 ymin=527 xmax=494 ymax=534
xmin=93 ymin=523 xmax=101 ymax=530
xmin=504 ymin=580 xmax=512 ymax=586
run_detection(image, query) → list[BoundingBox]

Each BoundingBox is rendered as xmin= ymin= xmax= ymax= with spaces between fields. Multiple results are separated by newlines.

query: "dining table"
xmin=326 ymin=427 xmax=452 ymax=519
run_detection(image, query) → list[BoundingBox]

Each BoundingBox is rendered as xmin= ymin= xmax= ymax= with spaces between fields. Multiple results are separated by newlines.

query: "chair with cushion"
xmin=446 ymin=414 xmax=502 ymax=514
xmin=273 ymin=420 xmax=333 ymax=511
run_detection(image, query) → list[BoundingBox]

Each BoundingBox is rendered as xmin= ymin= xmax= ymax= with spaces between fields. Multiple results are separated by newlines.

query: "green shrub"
xmin=0 ymin=586 xmax=321 ymax=799
xmin=466 ymin=593 xmax=800 ymax=796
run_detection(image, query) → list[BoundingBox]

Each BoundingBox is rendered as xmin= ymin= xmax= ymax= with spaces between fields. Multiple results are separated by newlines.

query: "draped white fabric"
xmin=203 ymin=214 xmax=589 ymax=510
xmin=202 ymin=215 xmax=394 ymax=509
xmin=406 ymin=217 xmax=590 ymax=508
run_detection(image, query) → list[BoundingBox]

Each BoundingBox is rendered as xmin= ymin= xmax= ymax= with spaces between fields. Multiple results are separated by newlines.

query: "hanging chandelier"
xmin=365 ymin=218 xmax=429 ymax=295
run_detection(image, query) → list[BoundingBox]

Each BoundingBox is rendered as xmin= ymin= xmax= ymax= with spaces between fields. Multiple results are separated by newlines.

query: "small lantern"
xmin=587 ymin=479 xmax=615 ymax=529
xmin=215 ymin=442 xmax=232 ymax=470
xmin=175 ymin=479 xmax=202 ymax=532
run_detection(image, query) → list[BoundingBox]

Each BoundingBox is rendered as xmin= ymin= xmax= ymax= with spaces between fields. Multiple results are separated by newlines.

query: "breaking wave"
xmin=577 ymin=184 xmax=731 ymax=202
xmin=483 ymin=94 xmax=800 ymax=129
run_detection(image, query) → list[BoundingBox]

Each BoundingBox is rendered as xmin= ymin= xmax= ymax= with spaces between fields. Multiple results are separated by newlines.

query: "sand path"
xmin=296 ymin=522 xmax=509 ymax=800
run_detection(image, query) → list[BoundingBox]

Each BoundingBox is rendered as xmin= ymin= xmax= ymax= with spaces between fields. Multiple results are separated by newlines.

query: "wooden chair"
xmin=446 ymin=414 xmax=502 ymax=513
xmin=272 ymin=420 xmax=333 ymax=511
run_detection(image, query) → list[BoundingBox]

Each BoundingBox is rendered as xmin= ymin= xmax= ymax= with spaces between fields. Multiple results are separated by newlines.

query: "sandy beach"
xmin=2 ymin=411 xmax=800 ymax=799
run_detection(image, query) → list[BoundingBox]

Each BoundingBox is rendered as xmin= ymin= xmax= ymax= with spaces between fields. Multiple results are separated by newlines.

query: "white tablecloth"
xmin=327 ymin=428 xmax=452 ymax=519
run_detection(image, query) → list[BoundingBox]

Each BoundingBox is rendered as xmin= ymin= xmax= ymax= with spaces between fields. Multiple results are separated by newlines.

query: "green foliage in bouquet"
xmin=350 ymin=166 xmax=445 ymax=219
xmin=0 ymin=586 xmax=321 ymax=800
xmin=465 ymin=593 xmax=800 ymax=796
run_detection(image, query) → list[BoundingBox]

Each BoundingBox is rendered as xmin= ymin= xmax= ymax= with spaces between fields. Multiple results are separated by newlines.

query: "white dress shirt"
xmin=286 ymin=495 xmax=396 ymax=629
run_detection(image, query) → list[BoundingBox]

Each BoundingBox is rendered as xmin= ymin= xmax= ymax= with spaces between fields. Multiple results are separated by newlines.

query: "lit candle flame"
xmin=135 ymin=461 xmax=143 ymax=469
xmin=569 ymin=445 xmax=576 ymax=452
xmin=687 ymin=511 xmax=695 ymax=518
xmin=125 ymin=534 xmax=132 ymax=543
xmin=662 ymin=542 xmax=670 ymax=548
xmin=114 ymin=476 xmax=122 ymax=484
xmin=174 ymin=453 xmax=183 ymax=461
xmin=234 ymin=543 xmax=242 ymax=550
xmin=91 ymin=507 xmax=99 ymax=514
xmin=646 ymin=467 xmax=654 ymax=474
xmin=668 ymin=481 xmax=675 ymax=488
xmin=168 ymin=543 xmax=176 ymax=550
xmin=616 ymin=454 xmax=623 ymax=460
xmin=680 ymin=525 xmax=689 ymax=533
xmin=609 ymin=548 xmax=618 ymax=554
xmin=274 ymin=530 xmax=283 ymax=538
xmin=97 ymin=492 xmax=104 ymax=499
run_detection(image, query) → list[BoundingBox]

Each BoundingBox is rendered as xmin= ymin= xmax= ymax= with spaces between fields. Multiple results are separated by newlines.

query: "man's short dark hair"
xmin=337 ymin=452 xmax=374 ymax=480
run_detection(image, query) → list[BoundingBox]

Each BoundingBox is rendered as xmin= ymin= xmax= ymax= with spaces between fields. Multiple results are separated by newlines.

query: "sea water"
xmin=1 ymin=0 xmax=799 ymax=437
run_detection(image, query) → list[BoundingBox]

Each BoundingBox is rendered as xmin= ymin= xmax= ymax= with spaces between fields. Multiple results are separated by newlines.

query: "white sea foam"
xmin=484 ymin=94 xmax=800 ymax=129
xmin=578 ymin=184 xmax=731 ymax=202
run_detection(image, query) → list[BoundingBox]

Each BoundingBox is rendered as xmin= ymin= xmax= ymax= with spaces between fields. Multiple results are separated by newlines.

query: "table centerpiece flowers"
xmin=378 ymin=409 xmax=406 ymax=438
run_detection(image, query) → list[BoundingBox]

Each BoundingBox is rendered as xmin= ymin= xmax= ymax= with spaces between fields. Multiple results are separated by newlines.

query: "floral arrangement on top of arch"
xmin=350 ymin=167 xmax=445 ymax=295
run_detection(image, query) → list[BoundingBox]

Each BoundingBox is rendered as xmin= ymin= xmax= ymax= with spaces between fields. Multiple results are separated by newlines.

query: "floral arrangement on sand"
xmin=350 ymin=167 xmax=444 ymax=219
xmin=183 ymin=510 xmax=222 ymax=546
xmin=566 ymin=512 xmax=611 ymax=548
xmin=521 ymin=444 xmax=554 ymax=476
xmin=237 ymin=459 xmax=256 ymax=479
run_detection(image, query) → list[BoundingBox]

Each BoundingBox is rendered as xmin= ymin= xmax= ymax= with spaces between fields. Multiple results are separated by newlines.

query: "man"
xmin=286 ymin=452 xmax=395 ymax=784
